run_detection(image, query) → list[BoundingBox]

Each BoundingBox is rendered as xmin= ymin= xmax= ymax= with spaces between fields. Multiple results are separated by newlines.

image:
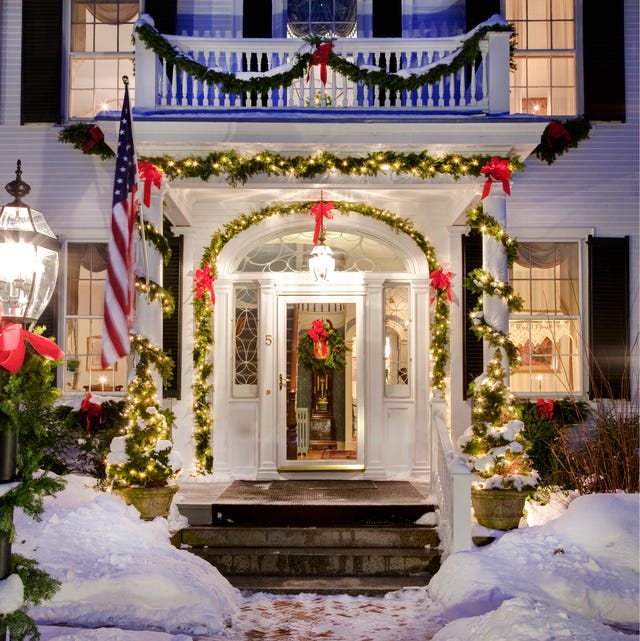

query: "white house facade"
xmin=1 ymin=1 xmax=637 ymax=515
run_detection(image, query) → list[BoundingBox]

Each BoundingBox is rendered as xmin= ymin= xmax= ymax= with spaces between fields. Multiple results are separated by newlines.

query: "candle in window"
xmin=536 ymin=374 xmax=543 ymax=391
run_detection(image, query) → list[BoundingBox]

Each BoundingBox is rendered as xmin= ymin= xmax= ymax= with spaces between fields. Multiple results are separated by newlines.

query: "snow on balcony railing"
xmin=134 ymin=17 xmax=511 ymax=114
xmin=430 ymin=393 xmax=472 ymax=556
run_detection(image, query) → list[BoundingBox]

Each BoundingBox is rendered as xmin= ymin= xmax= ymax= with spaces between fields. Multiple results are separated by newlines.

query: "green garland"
xmin=134 ymin=19 xmax=513 ymax=96
xmin=193 ymin=200 xmax=449 ymax=472
xmin=141 ymin=150 xmax=524 ymax=187
xmin=297 ymin=320 xmax=348 ymax=374
xmin=533 ymin=118 xmax=591 ymax=165
xmin=138 ymin=219 xmax=173 ymax=265
xmin=57 ymin=122 xmax=115 ymax=160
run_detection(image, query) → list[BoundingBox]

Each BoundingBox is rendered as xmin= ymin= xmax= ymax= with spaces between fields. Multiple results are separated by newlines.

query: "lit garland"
xmin=465 ymin=204 xmax=521 ymax=370
xmin=140 ymin=150 xmax=524 ymax=187
xmin=135 ymin=277 xmax=176 ymax=318
xmin=192 ymin=200 xmax=449 ymax=471
xmin=107 ymin=334 xmax=179 ymax=490
xmin=138 ymin=219 xmax=173 ymax=265
xmin=134 ymin=17 xmax=513 ymax=97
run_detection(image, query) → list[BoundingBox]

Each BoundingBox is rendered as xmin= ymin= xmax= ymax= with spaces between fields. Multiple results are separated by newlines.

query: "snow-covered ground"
xmin=5 ymin=475 xmax=639 ymax=641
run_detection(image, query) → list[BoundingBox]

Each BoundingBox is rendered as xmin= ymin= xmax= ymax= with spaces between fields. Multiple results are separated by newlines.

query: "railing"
xmin=430 ymin=394 xmax=472 ymax=556
xmin=134 ymin=32 xmax=510 ymax=114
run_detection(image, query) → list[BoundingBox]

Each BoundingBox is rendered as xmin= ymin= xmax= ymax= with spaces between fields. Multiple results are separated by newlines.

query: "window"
xmin=64 ymin=243 xmax=128 ymax=393
xmin=384 ymin=284 xmax=409 ymax=395
xmin=506 ymin=0 xmax=577 ymax=116
xmin=287 ymin=0 xmax=357 ymax=38
xmin=509 ymin=242 xmax=583 ymax=395
xmin=69 ymin=0 xmax=138 ymax=118
xmin=234 ymin=284 xmax=259 ymax=395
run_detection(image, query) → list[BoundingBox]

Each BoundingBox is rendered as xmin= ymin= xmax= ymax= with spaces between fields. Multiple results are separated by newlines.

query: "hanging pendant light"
xmin=308 ymin=193 xmax=335 ymax=282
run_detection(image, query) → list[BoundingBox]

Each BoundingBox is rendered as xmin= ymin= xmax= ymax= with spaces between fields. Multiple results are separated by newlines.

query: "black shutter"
xmin=583 ymin=2 xmax=625 ymax=121
xmin=588 ymin=236 xmax=630 ymax=399
xmin=21 ymin=0 xmax=62 ymax=123
xmin=243 ymin=0 xmax=272 ymax=37
xmin=372 ymin=0 xmax=401 ymax=37
xmin=465 ymin=0 xmax=500 ymax=31
xmin=462 ymin=231 xmax=483 ymax=398
xmin=163 ymin=234 xmax=183 ymax=399
xmin=144 ymin=0 xmax=177 ymax=34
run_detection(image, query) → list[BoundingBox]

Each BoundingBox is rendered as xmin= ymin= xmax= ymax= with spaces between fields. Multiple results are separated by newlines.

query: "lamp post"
xmin=0 ymin=160 xmax=60 ymax=585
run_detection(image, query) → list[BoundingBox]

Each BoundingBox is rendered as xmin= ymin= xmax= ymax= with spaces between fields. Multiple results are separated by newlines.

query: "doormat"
xmin=321 ymin=450 xmax=357 ymax=460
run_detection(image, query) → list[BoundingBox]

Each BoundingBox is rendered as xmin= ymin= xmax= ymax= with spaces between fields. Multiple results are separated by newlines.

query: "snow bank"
xmin=428 ymin=493 xmax=639 ymax=632
xmin=14 ymin=475 xmax=240 ymax=636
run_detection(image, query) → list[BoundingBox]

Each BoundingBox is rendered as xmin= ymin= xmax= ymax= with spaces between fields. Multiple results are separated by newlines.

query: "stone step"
xmin=179 ymin=525 xmax=439 ymax=549
xmin=225 ymin=575 xmax=430 ymax=596
xmin=186 ymin=544 xmax=441 ymax=577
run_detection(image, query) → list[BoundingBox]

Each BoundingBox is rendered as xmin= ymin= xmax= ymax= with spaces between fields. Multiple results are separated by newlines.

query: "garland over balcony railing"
xmin=134 ymin=15 xmax=512 ymax=114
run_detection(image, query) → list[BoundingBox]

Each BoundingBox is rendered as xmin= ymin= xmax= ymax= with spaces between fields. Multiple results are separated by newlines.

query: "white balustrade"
xmin=430 ymin=395 xmax=472 ymax=556
xmin=135 ymin=33 xmax=510 ymax=113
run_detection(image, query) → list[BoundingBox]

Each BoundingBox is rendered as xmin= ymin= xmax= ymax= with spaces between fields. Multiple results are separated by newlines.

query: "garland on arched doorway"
xmin=192 ymin=200 xmax=448 ymax=472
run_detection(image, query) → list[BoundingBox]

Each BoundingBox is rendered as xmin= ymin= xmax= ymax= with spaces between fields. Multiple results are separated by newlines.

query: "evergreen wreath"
xmin=297 ymin=319 xmax=348 ymax=374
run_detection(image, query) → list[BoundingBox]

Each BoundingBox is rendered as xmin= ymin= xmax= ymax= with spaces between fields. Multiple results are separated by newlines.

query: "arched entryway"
xmin=204 ymin=204 xmax=438 ymax=481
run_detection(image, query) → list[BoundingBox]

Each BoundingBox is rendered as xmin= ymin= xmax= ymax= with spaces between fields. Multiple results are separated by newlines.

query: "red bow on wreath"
xmin=82 ymin=125 xmax=105 ymax=153
xmin=480 ymin=157 xmax=512 ymax=200
xmin=195 ymin=265 xmax=215 ymax=303
xmin=308 ymin=319 xmax=329 ymax=357
xmin=0 ymin=318 xmax=64 ymax=374
xmin=430 ymin=266 xmax=453 ymax=303
xmin=80 ymin=393 xmax=103 ymax=435
xmin=309 ymin=200 xmax=334 ymax=245
xmin=536 ymin=398 xmax=554 ymax=420
xmin=307 ymin=42 xmax=333 ymax=86
xmin=544 ymin=121 xmax=572 ymax=148
xmin=138 ymin=161 xmax=163 ymax=208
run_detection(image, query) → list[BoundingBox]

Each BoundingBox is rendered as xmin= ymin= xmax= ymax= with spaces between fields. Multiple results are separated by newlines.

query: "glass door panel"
xmin=280 ymin=300 xmax=362 ymax=470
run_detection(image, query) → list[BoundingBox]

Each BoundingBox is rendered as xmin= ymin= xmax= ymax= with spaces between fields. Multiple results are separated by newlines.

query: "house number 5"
xmin=265 ymin=334 xmax=272 ymax=346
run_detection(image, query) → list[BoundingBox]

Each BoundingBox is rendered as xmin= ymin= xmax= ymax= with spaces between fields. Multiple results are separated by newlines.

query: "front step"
xmin=174 ymin=524 xmax=440 ymax=595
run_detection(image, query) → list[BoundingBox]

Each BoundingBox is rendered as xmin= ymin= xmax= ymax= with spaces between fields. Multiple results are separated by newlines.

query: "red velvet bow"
xmin=138 ymin=161 xmax=163 ymax=208
xmin=307 ymin=42 xmax=333 ymax=86
xmin=0 ymin=320 xmax=64 ymax=374
xmin=544 ymin=121 xmax=572 ymax=148
xmin=195 ymin=265 xmax=215 ymax=302
xmin=80 ymin=392 xmax=103 ymax=435
xmin=308 ymin=319 xmax=329 ymax=357
xmin=430 ymin=266 xmax=453 ymax=303
xmin=536 ymin=398 xmax=554 ymax=421
xmin=480 ymin=157 xmax=512 ymax=200
xmin=309 ymin=201 xmax=334 ymax=245
xmin=82 ymin=125 xmax=105 ymax=153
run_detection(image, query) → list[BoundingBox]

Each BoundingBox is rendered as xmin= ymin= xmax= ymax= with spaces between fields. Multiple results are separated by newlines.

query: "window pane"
xmin=551 ymin=0 xmax=573 ymax=20
xmin=527 ymin=21 xmax=550 ymax=49
xmin=234 ymin=285 xmax=259 ymax=390
xmin=527 ymin=57 xmax=550 ymax=86
xmin=384 ymin=284 xmax=409 ymax=391
xmin=552 ymin=20 xmax=574 ymax=48
xmin=551 ymin=56 xmax=575 ymax=85
xmin=528 ymin=0 xmax=550 ymax=21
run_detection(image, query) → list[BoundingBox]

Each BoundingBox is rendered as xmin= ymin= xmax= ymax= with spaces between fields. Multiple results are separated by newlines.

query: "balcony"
xmin=133 ymin=19 xmax=511 ymax=117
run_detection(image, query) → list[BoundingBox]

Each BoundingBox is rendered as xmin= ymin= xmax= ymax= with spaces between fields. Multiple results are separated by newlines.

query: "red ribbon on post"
xmin=195 ymin=265 xmax=215 ymax=303
xmin=307 ymin=42 xmax=333 ymax=86
xmin=308 ymin=319 xmax=329 ymax=358
xmin=82 ymin=125 xmax=105 ymax=153
xmin=138 ymin=161 xmax=163 ymax=208
xmin=430 ymin=266 xmax=453 ymax=303
xmin=536 ymin=398 xmax=554 ymax=420
xmin=0 ymin=319 xmax=64 ymax=374
xmin=480 ymin=157 xmax=512 ymax=200
xmin=309 ymin=200 xmax=334 ymax=245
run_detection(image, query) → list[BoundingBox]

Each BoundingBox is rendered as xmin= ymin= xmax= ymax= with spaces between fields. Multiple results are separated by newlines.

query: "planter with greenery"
xmin=106 ymin=335 xmax=181 ymax=519
xmin=458 ymin=351 xmax=540 ymax=530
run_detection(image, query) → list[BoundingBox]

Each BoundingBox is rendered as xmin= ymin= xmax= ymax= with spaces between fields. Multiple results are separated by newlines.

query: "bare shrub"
xmin=553 ymin=400 xmax=639 ymax=494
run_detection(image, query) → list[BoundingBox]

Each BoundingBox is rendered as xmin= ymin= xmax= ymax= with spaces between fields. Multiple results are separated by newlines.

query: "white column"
xmin=481 ymin=191 xmax=509 ymax=374
xmin=486 ymin=31 xmax=511 ymax=115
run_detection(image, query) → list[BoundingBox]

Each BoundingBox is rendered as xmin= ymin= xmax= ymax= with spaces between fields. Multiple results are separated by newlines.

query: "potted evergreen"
xmin=106 ymin=336 xmax=181 ymax=519
xmin=458 ymin=350 xmax=539 ymax=530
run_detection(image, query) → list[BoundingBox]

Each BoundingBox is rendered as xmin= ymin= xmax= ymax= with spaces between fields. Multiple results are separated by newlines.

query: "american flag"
xmin=101 ymin=79 xmax=138 ymax=369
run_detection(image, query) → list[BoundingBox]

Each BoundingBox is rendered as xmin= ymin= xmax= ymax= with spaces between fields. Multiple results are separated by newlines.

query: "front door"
xmin=277 ymin=295 xmax=364 ymax=471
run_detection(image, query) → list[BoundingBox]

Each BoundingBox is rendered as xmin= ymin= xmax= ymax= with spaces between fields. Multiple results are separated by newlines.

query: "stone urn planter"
xmin=471 ymin=487 xmax=529 ymax=530
xmin=116 ymin=484 xmax=179 ymax=520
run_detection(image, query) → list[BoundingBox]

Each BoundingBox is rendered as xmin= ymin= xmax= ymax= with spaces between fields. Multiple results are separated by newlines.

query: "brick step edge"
xmin=225 ymin=574 xmax=432 ymax=596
